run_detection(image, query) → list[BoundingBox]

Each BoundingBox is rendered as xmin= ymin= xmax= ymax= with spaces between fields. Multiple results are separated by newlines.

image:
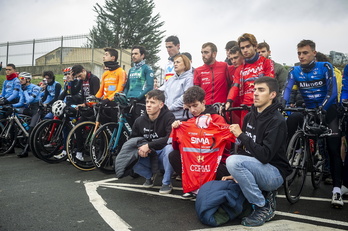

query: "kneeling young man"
xmin=115 ymin=89 xmax=175 ymax=193
xmin=226 ymin=76 xmax=291 ymax=227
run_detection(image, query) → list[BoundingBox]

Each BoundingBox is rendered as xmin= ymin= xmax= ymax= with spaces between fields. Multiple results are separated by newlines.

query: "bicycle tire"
xmin=66 ymin=121 xmax=96 ymax=171
xmin=34 ymin=119 xmax=71 ymax=163
xmin=90 ymin=122 xmax=129 ymax=174
xmin=284 ymin=131 xmax=308 ymax=204
xmin=29 ymin=119 xmax=48 ymax=159
xmin=310 ymin=138 xmax=325 ymax=189
xmin=0 ymin=119 xmax=17 ymax=155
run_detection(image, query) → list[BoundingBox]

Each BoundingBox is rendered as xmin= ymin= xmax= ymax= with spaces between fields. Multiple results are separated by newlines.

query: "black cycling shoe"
xmin=17 ymin=152 xmax=28 ymax=158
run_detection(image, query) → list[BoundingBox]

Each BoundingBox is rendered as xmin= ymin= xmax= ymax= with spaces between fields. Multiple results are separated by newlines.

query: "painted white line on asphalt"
xmin=85 ymin=178 xmax=348 ymax=230
xmin=84 ymin=181 xmax=132 ymax=231
xmin=191 ymin=220 xmax=346 ymax=231
xmin=277 ymin=194 xmax=348 ymax=203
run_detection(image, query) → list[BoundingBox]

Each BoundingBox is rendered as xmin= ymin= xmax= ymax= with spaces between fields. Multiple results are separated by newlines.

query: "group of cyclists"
xmin=1 ymin=32 xmax=348 ymax=227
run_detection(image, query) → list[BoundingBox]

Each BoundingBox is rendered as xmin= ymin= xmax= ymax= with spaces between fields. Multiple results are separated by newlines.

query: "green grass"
xmin=0 ymin=74 xmax=64 ymax=92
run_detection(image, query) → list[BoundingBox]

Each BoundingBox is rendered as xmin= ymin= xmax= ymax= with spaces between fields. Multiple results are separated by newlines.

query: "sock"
xmin=332 ymin=187 xmax=341 ymax=194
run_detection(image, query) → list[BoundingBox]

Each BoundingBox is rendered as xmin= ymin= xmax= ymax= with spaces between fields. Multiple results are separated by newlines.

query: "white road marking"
xmin=84 ymin=181 xmax=132 ymax=231
xmin=84 ymin=178 xmax=348 ymax=231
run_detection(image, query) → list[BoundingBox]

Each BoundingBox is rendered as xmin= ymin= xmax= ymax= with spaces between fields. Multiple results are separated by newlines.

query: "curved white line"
xmin=85 ymin=181 xmax=131 ymax=231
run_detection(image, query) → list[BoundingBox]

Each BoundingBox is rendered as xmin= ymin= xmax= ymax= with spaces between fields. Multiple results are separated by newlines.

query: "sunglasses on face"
xmin=19 ymin=77 xmax=26 ymax=80
xmin=5 ymin=69 xmax=13 ymax=71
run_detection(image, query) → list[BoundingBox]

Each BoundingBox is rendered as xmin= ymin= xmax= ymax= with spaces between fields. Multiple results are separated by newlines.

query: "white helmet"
xmin=52 ymin=100 xmax=66 ymax=117
xmin=18 ymin=72 xmax=32 ymax=79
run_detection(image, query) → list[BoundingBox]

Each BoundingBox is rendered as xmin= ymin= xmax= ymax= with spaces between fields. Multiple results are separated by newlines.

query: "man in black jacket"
xmin=116 ymin=89 xmax=175 ymax=193
xmin=226 ymin=76 xmax=291 ymax=227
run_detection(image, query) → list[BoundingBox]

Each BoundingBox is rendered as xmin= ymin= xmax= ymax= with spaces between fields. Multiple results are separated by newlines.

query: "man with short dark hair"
xmin=224 ymin=40 xmax=238 ymax=65
xmin=0 ymin=64 xmax=20 ymax=105
xmin=257 ymin=42 xmax=287 ymax=93
xmin=194 ymin=42 xmax=231 ymax=105
xmin=226 ymin=76 xmax=291 ymax=227
xmin=115 ymin=90 xmax=175 ymax=194
xmin=164 ymin=35 xmax=180 ymax=81
xmin=283 ymin=39 xmax=343 ymax=208
xmin=41 ymin=70 xmax=62 ymax=107
xmin=96 ymin=47 xmax=127 ymax=105
xmin=124 ymin=45 xmax=154 ymax=103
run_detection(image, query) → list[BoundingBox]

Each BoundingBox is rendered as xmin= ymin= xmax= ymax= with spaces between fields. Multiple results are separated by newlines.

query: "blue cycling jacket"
xmin=283 ymin=62 xmax=337 ymax=110
xmin=13 ymin=84 xmax=41 ymax=108
xmin=42 ymin=81 xmax=61 ymax=105
xmin=340 ymin=65 xmax=348 ymax=101
xmin=0 ymin=78 xmax=21 ymax=102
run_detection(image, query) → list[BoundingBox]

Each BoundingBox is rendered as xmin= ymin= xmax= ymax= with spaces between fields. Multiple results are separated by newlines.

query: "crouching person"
xmin=114 ymin=89 xmax=175 ymax=194
xmin=226 ymin=77 xmax=292 ymax=227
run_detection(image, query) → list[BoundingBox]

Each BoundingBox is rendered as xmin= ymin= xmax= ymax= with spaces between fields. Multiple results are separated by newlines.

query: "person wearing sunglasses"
xmin=41 ymin=70 xmax=62 ymax=108
xmin=0 ymin=64 xmax=20 ymax=108
xmin=12 ymin=72 xmax=41 ymax=157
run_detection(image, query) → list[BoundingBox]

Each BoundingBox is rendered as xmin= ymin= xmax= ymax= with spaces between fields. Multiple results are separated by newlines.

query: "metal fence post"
xmin=6 ymin=42 xmax=9 ymax=65
xmin=60 ymin=36 xmax=63 ymax=64
xmin=32 ymin=39 xmax=35 ymax=66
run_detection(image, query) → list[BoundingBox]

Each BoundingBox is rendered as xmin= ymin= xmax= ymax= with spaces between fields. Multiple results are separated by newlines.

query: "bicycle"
xmin=283 ymin=107 xmax=333 ymax=204
xmin=65 ymin=101 xmax=115 ymax=171
xmin=0 ymin=105 xmax=32 ymax=155
xmin=32 ymin=101 xmax=77 ymax=163
xmin=89 ymin=99 xmax=144 ymax=173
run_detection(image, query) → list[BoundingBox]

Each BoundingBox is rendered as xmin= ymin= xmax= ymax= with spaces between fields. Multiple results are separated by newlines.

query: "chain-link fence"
xmin=0 ymin=34 xmax=131 ymax=78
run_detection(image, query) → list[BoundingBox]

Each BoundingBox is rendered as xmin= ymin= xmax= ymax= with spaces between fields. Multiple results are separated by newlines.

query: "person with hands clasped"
xmin=225 ymin=77 xmax=291 ymax=227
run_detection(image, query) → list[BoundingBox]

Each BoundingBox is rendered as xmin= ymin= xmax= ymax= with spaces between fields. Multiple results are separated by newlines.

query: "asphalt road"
xmin=1 ymin=150 xmax=347 ymax=231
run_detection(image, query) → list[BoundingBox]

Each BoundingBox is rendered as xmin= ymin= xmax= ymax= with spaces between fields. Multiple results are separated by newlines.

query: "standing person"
xmin=0 ymin=64 xmax=20 ymax=106
xmin=225 ymin=77 xmax=291 ymax=227
xmin=124 ymin=45 xmax=154 ymax=103
xmin=169 ymin=86 xmax=233 ymax=199
xmin=194 ymin=42 xmax=231 ymax=106
xmin=341 ymin=64 xmax=348 ymax=196
xmin=70 ymin=64 xmax=100 ymax=103
xmin=115 ymin=90 xmax=175 ymax=194
xmin=12 ymin=72 xmax=41 ymax=158
xmin=164 ymin=35 xmax=180 ymax=81
xmin=159 ymin=54 xmax=193 ymax=120
xmin=224 ymin=40 xmax=238 ymax=65
xmin=226 ymin=33 xmax=274 ymax=126
xmin=96 ymin=47 xmax=127 ymax=111
xmin=41 ymin=71 xmax=62 ymax=107
xmin=227 ymin=46 xmax=244 ymax=125
xmin=257 ymin=42 xmax=287 ymax=93
xmin=283 ymin=39 xmax=343 ymax=208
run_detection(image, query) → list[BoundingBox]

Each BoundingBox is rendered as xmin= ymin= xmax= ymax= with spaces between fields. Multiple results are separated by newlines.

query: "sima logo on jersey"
xmin=191 ymin=137 xmax=210 ymax=145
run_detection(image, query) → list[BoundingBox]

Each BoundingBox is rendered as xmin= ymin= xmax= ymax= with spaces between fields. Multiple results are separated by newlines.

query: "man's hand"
xmin=225 ymin=101 xmax=231 ymax=111
xmin=138 ymin=143 xmax=151 ymax=158
xmin=229 ymin=124 xmax=242 ymax=137
xmin=221 ymin=175 xmax=238 ymax=183
xmin=172 ymin=120 xmax=181 ymax=129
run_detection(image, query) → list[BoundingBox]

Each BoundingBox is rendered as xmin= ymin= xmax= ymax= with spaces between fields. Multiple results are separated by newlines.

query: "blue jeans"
xmin=226 ymin=155 xmax=283 ymax=207
xmin=133 ymin=144 xmax=174 ymax=185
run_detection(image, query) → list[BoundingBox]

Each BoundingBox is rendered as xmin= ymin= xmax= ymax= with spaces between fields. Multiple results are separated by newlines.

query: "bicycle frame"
xmin=109 ymin=114 xmax=132 ymax=151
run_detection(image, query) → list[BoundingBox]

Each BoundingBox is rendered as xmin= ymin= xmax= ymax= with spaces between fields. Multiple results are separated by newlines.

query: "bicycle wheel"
xmin=66 ymin=121 xmax=96 ymax=171
xmin=311 ymin=138 xmax=325 ymax=189
xmin=284 ymin=131 xmax=308 ymax=204
xmin=0 ymin=119 xmax=17 ymax=155
xmin=91 ymin=122 xmax=129 ymax=174
xmin=29 ymin=120 xmax=48 ymax=159
xmin=34 ymin=119 xmax=71 ymax=163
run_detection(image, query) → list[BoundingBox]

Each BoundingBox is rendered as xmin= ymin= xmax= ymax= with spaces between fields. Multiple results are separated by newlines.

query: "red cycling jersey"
xmin=227 ymin=56 xmax=274 ymax=106
xmin=171 ymin=115 xmax=235 ymax=193
xmin=194 ymin=61 xmax=232 ymax=105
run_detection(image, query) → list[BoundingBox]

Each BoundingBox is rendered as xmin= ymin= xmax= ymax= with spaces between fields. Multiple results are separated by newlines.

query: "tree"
xmin=88 ymin=0 xmax=165 ymax=70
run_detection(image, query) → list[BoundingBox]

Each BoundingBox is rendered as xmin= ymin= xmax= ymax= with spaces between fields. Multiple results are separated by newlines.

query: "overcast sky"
xmin=1 ymin=0 xmax=348 ymax=68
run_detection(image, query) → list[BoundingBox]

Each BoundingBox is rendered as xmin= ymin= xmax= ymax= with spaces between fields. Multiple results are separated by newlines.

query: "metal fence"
xmin=0 ymin=34 xmax=90 ymax=67
xmin=0 ymin=34 xmax=132 ymax=78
